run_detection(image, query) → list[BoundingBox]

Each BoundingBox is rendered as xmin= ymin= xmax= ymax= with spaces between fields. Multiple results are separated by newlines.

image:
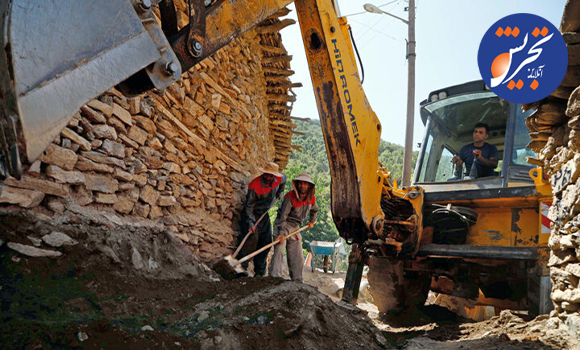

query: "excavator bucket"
xmin=0 ymin=0 xmax=181 ymax=179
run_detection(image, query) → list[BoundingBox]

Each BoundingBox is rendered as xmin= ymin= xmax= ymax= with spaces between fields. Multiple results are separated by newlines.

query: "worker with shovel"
xmin=269 ymin=173 xmax=318 ymax=282
xmin=237 ymin=162 xmax=286 ymax=277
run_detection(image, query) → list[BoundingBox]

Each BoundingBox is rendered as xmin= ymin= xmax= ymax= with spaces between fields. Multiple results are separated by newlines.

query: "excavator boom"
xmin=294 ymin=0 xmax=385 ymax=240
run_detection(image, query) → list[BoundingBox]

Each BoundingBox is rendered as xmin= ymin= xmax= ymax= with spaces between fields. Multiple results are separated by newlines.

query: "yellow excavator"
xmin=0 ymin=0 xmax=553 ymax=316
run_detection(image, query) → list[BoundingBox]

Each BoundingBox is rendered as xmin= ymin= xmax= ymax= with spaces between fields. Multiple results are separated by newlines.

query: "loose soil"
xmin=0 ymin=208 xmax=576 ymax=349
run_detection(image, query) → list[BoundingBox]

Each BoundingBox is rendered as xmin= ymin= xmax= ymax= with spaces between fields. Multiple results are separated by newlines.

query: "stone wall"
xmin=525 ymin=0 xmax=580 ymax=338
xmin=0 ymin=5 xmax=298 ymax=262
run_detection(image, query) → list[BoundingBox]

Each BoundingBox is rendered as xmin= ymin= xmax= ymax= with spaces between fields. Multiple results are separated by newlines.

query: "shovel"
xmin=215 ymin=225 xmax=309 ymax=279
xmin=212 ymin=211 xmax=268 ymax=277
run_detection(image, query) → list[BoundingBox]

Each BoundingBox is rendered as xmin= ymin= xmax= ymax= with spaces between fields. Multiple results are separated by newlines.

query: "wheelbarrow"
xmin=307 ymin=240 xmax=343 ymax=273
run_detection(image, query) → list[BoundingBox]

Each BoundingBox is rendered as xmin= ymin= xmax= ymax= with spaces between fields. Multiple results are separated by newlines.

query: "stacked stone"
xmin=257 ymin=7 xmax=303 ymax=169
xmin=524 ymin=0 xmax=580 ymax=338
xmin=0 ymin=6 xmax=299 ymax=262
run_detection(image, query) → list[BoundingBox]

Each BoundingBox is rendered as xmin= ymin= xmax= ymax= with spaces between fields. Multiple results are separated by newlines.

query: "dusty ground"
xmin=303 ymin=269 xmax=577 ymax=349
xmin=0 ymin=208 xmax=577 ymax=349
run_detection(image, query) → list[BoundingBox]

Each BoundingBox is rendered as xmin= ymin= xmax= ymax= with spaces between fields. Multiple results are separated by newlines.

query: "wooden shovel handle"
xmin=232 ymin=211 xmax=269 ymax=258
xmin=234 ymin=225 xmax=308 ymax=267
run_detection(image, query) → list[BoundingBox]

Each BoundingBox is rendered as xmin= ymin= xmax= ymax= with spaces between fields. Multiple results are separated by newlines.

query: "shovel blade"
xmin=213 ymin=255 xmax=247 ymax=280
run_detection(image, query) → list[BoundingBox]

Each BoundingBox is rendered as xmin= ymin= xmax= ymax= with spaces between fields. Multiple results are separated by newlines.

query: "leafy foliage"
xmin=378 ymin=141 xmax=419 ymax=184
xmin=272 ymin=119 xmax=417 ymax=250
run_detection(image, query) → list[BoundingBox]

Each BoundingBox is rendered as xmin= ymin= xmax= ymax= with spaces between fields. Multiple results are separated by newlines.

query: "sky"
xmin=279 ymin=0 xmax=567 ymax=149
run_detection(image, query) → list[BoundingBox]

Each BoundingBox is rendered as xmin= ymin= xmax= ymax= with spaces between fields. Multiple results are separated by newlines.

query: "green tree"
xmin=378 ymin=140 xmax=419 ymax=184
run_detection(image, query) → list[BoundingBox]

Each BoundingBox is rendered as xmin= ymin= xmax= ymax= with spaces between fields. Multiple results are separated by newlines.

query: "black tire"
xmin=323 ymin=256 xmax=330 ymax=273
xmin=368 ymin=257 xmax=431 ymax=314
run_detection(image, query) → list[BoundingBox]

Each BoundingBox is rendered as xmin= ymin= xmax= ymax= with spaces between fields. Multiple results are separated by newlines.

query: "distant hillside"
xmin=289 ymin=119 xmax=417 ymax=184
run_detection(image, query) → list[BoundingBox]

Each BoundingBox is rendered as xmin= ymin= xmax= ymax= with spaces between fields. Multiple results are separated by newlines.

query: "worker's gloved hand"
xmin=276 ymin=235 xmax=284 ymax=242
xmin=248 ymin=226 xmax=256 ymax=234
xmin=306 ymin=222 xmax=314 ymax=229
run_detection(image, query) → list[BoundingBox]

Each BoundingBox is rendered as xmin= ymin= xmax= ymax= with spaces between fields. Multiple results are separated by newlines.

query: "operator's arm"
xmin=452 ymin=146 xmax=468 ymax=172
xmin=476 ymin=155 xmax=498 ymax=168
xmin=473 ymin=145 xmax=498 ymax=169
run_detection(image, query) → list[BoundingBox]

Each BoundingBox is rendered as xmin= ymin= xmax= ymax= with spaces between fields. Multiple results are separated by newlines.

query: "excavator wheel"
xmin=367 ymin=257 xmax=431 ymax=316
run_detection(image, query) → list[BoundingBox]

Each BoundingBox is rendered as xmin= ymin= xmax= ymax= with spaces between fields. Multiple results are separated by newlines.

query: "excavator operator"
xmin=452 ymin=122 xmax=499 ymax=178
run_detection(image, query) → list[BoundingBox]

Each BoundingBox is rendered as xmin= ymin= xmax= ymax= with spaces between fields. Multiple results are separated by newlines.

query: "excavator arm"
xmin=294 ymin=0 xmax=386 ymax=242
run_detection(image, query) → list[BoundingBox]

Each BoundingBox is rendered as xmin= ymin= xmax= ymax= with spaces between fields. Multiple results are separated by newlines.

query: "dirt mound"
xmin=0 ymin=207 xmax=213 ymax=280
xmin=301 ymin=264 xmax=576 ymax=349
xmin=0 ymin=209 xmax=385 ymax=349
xmin=396 ymin=309 xmax=574 ymax=350
xmin=182 ymin=278 xmax=386 ymax=350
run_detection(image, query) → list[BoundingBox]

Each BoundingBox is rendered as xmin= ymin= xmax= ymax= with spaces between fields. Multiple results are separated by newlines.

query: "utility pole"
xmin=401 ymin=0 xmax=415 ymax=187
xmin=364 ymin=1 xmax=416 ymax=187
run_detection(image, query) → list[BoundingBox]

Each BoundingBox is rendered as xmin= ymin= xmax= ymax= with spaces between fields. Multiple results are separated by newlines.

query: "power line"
xmin=348 ymin=0 xmax=406 ymax=48
xmin=341 ymin=0 xmax=399 ymax=17
xmin=350 ymin=18 xmax=400 ymax=43
xmin=354 ymin=13 xmax=386 ymax=44
xmin=351 ymin=1 xmax=399 ymax=46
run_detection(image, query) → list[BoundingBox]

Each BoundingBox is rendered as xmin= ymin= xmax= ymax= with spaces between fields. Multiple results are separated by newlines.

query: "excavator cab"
xmin=414 ymin=80 xmax=537 ymax=190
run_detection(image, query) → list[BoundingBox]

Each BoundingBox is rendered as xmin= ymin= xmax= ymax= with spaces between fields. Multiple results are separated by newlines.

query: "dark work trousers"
xmin=237 ymin=210 xmax=273 ymax=276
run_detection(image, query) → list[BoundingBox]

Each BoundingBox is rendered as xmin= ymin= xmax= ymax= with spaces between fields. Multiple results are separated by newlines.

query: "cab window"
xmin=416 ymin=92 xmax=508 ymax=183
xmin=435 ymin=147 xmax=455 ymax=182
xmin=417 ymin=133 xmax=433 ymax=182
